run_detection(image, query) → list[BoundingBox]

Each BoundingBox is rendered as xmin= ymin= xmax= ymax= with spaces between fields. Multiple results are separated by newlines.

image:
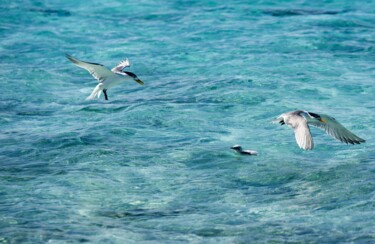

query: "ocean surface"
xmin=1 ymin=0 xmax=374 ymax=243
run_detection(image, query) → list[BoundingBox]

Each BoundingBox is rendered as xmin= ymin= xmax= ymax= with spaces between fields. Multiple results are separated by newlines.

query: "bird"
xmin=66 ymin=54 xmax=144 ymax=100
xmin=274 ymin=110 xmax=365 ymax=150
xmin=231 ymin=145 xmax=258 ymax=155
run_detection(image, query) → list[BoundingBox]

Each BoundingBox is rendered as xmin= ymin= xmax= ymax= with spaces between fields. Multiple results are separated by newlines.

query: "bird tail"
xmin=86 ymin=84 xmax=103 ymax=100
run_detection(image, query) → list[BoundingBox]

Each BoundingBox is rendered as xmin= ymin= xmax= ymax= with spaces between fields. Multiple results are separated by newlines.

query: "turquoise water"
xmin=1 ymin=0 xmax=374 ymax=242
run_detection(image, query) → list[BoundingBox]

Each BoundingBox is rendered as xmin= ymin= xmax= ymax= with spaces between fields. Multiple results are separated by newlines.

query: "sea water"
xmin=0 ymin=0 xmax=374 ymax=243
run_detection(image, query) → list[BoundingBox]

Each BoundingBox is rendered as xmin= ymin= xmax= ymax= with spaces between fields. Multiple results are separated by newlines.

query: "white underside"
xmin=86 ymin=75 xmax=132 ymax=100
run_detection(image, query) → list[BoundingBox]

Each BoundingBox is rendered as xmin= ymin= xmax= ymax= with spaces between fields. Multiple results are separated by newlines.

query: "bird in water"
xmin=66 ymin=54 xmax=144 ymax=100
xmin=231 ymin=145 xmax=258 ymax=155
xmin=274 ymin=110 xmax=365 ymax=150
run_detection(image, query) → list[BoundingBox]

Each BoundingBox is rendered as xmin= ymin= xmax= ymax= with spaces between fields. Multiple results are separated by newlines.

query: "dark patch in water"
xmin=29 ymin=8 xmax=71 ymax=17
xmin=36 ymin=137 xmax=86 ymax=149
xmin=233 ymin=173 xmax=299 ymax=188
xmin=78 ymin=238 xmax=90 ymax=243
xmin=16 ymin=110 xmax=54 ymax=116
xmin=79 ymin=105 xmax=128 ymax=114
xmin=263 ymin=9 xmax=347 ymax=17
xmin=194 ymin=228 xmax=225 ymax=237
xmin=97 ymin=208 xmax=198 ymax=220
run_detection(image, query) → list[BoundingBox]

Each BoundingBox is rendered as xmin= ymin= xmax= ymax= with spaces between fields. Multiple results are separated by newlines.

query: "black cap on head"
xmin=308 ymin=112 xmax=321 ymax=119
xmin=124 ymin=71 xmax=137 ymax=78
xmin=231 ymin=145 xmax=242 ymax=150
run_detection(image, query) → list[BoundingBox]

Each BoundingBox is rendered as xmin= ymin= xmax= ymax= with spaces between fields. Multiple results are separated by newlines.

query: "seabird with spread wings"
xmin=274 ymin=110 xmax=365 ymax=150
xmin=66 ymin=54 xmax=144 ymax=100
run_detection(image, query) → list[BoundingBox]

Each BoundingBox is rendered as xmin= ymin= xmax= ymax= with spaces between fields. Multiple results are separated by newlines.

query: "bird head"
xmin=231 ymin=145 xmax=242 ymax=151
xmin=307 ymin=112 xmax=326 ymax=123
xmin=124 ymin=71 xmax=144 ymax=85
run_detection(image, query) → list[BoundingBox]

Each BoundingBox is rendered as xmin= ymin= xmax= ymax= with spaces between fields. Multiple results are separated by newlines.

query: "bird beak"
xmin=319 ymin=118 xmax=326 ymax=123
xmin=134 ymin=78 xmax=144 ymax=86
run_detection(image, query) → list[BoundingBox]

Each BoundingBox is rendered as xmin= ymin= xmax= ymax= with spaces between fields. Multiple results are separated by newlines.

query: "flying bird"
xmin=66 ymin=54 xmax=144 ymax=100
xmin=231 ymin=145 xmax=258 ymax=155
xmin=274 ymin=110 xmax=365 ymax=150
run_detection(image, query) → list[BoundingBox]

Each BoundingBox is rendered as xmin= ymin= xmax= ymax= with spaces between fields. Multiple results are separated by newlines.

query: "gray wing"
xmin=243 ymin=150 xmax=258 ymax=155
xmin=66 ymin=54 xmax=114 ymax=82
xmin=111 ymin=58 xmax=130 ymax=73
xmin=292 ymin=116 xmax=314 ymax=150
xmin=309 ymin=114 xmax=365 ymax=144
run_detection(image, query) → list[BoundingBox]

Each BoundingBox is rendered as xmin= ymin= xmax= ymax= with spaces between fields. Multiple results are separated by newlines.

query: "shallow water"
xmin=1 ymin=0 xmax=374 ymax=243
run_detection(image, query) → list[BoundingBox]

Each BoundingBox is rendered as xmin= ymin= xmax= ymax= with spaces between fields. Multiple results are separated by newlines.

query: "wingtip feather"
xmin=65 ymin=54 xmax=79 ymax=64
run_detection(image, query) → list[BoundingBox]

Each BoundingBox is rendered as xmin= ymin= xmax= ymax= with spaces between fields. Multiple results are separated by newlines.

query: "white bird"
xmin=231 ymin=145 xmax=258 ymax=155
xmin=66 ymin=54 xmax=144 ymax=100
xmin=274 ymin=110 xmax=365 ymax=150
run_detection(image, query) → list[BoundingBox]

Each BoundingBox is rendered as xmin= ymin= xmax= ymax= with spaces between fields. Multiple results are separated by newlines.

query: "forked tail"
xmin=86 ymin=84 xmax=103 ymax=100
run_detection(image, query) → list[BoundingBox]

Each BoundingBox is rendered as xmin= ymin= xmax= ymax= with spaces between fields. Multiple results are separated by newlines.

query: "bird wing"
xmin=290 ymin=115 xmax=314 ymax=150
xmin=309 ymin=114 xmax=365 ymax=144
xmin=111 ymin=58 xmax=131 ymax=73
xmin=66 ymin=54 xmax=114 ymax=82
xmin=243 ymin=150 xmax=258 ymax=155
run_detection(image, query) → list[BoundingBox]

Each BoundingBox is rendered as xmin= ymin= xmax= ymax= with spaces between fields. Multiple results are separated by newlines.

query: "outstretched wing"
xmin=111 ymin=58 xmax=131 ymax=73
xmin=292 ymin=116 xmax=314 ymax=150
xmin=309 ymin=114 xmax=365 ymax=144
xmin=66 ymin=54 xmax=113 ymax=82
